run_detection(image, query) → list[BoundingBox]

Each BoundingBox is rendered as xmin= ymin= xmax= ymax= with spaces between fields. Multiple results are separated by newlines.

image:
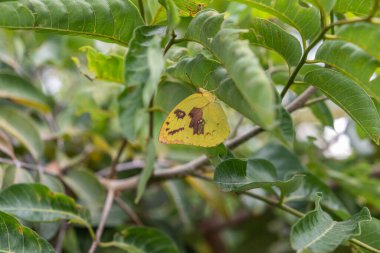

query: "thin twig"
xmin=241 ymin=192 xmax=304 ymax=218
xmin=280 ymin=1 xmax=379 ymax=98
xmin=0 ymin=157 xmax=39 ymax=170
xmin=108 ymin=139 xmax=128 ymax=179
xmin=55 ymin=222 xmax=68 ymax=253
xmin=241 ymin=191 xmax=380 ymax=253
xmin=115 ymin=196 xmax=144 ymax=226
xmin=100 ymin=86 xmax=317 ymax=191
xmin=88 ymin=190 xmax=115 ymax=253
xmin=163 ymin=31 xmax=177 ymax=55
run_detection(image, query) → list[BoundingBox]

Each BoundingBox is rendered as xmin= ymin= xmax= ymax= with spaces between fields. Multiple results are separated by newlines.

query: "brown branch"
xmin=107 ymin=139 xmax=128 ymax=179
xmin=115 ymin=196 xmax=144 ymax=226
xmin=100 ymin=86 xmax=317 ymax=191
xmin=55 ymin=222 xmax=68 ymax=253
xmin=88 ymin=190 xmax=115 ymax=253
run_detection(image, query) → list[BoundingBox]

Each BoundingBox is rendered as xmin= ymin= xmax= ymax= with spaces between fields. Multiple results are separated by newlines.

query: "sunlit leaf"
xmin=304 ymin=68 xmax=380 ymax=144
xmin=75 ymin=46 xmax=124 ymax=83
xmin=0 ymin=210 xmax=55 ymax=253
xmin=0 ymin=0 xmax=144 ymax=46
xmin=0 ymin=107 xmax=43 ymax=159
xmin=291 ymin=194 xmax=371 ymax=253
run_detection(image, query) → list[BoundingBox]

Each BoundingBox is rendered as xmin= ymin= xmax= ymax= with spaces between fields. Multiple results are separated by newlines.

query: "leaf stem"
xmin=108 ymin=139 xmax=128 ymax=179
xmin=280 ymin=1 xmax=379 ymax=98
xmin=241 ymin=191 xmax=304 ymax=218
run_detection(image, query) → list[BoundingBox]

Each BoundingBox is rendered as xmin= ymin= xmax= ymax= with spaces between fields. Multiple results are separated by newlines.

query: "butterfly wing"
xmin=159 ymin=91 xmax=230 ymax=147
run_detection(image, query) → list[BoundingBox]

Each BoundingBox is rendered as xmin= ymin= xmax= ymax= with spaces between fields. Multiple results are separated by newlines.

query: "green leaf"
xmin=354 ymin=218 xmax=380 ymax=252
xmin=272 ymin=100 xmax=295 ymax=147
xmin=291 ymin=194 xmax=371 ymax=253
xmin=0 ymin=107 xmax=43 ymax=159
xmin=125 ymin=25 xmax=165 ymax=106
xmin=0 ymin=211 xmax=55 ymax=253
xmin=135 ymin=139 xmax=156 ymax=203
xmin=336 ymin=23 xmax=380 ymax=61
xmin=251 ymin=142 xmax=306 ymax=180
xmin=0 ymin=164 xmax=34 ymax=190
xmin=305 ymin=0 xmax=337 ymax=13
xmin=155 ymin=81 xmax=194 ymax=112
xmin=110 ymin=227 xmax=180 ymax=253
xmin=0 ymin=183 xmax=93 ymax=236
xmin=0 ymin=0 xmax=144 ymax=46
xmin=167 ymin=54 xmax=267 ymax=124
xmin=291 ymin=173 xmax=349 ymax=216
xmin=0 ymin=71 xmax=50 ymax=112
xmin=244 ymin=18 xmax=302 ymax=67
xmin=173 ymin=0 xmax=212 ymax=16
xmin=310 ymin=99 xmax=334 ymax=127
xmin=118 ymin=86 xmax=145 ymax=141
xmin=0 ymin=130 xmax=15 ymax=159
xmin=214 ymin=158 xmax=303 ymax=194
xmin=304 ymin=68 xmax=380 ymax=144
xmin=159 ymin=0 xmax=180 ymax=30
xmin=234 ymin=0 xmax=321 ymax=41
xmin=74 ymin=46 xmax=124 ymax=83
xmin=62 ymin=168 xmax=106 ymax=220
xmin=185 ymin=11 xmax=275 ymax=127
xmin=334 ymin=0 xmax=374 ymax=15
xmin=315 ymin=41 xmax=379 ymax=87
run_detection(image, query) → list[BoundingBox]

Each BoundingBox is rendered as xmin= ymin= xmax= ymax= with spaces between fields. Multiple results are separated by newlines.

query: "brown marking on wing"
xmin=174 ymin=109 xmax=186 ymax=119
xmin=165 ymin=122 xmax=170 ymax=126
xmin=189 ymin=107 xmax=205 ymax=135
xmin=165 ymin=128 xmax=170 ymax=132
xmin=168 ymin=127 xmax=184 ymax=135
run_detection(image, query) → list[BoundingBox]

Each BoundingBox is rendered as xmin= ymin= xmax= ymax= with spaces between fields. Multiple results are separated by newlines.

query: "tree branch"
xmin=107 ymin=139 xmax=128 ymax=179
xmin=88 ymin=190 xmax=115 ymax=253
xmin=280 ymin=1 xmax=379 ymax=98
xmin=115 ymin=196 xmax=144 ymax=226
xmin=100 ymin=86 xmax=318 ymax=191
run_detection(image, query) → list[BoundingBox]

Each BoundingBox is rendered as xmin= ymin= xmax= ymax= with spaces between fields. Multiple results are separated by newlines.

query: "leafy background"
xmin=0 ymin=0 xmax=380 ymax=252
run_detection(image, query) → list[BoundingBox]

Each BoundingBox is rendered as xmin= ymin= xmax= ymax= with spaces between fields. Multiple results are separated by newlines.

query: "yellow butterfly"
xmin=159 ymin=88 xmax=230 ymax=147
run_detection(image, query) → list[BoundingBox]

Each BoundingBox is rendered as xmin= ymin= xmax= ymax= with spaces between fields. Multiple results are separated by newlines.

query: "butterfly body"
xmin=159 ymin=88 xmax=229 ymax=147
